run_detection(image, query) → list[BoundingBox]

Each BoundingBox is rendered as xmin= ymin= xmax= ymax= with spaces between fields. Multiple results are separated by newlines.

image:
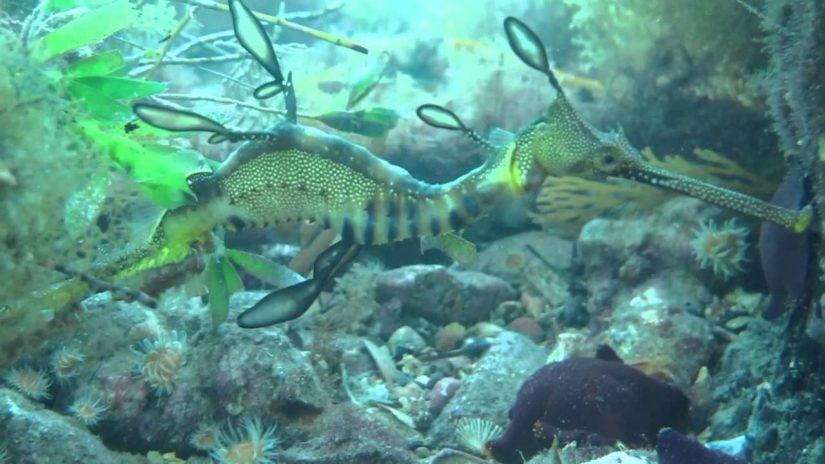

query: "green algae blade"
xmin=226 ymin=249 xmax=305 ymax=287
xmin=223 ymin=257 xmax=243 ymax=295
xmin=68 ymin=77 xmax=166 ymax=121
xmin=66 ymin=51 xmax=125 ymax=78
xmin=421 ymin=232 xmax=477 ymax=266
xmin=313 ymin=107 xmax=399 ymax=138
xmin=346 ymin=51 xmax=391 ymax=110
xmin=437 ymin=232 xmax=477 ymax=266
xmin=68 ymin=80 xmax=132 ymax=120
xmin=34 ymin=0 xmax=137 ymax=62
xmin=74 ymin=76 xmax=167 ymax=100
xmin=207 ymin=256 xmax=230 ymax=326
xmin=77 ymin=120 xmax=208 ymax=208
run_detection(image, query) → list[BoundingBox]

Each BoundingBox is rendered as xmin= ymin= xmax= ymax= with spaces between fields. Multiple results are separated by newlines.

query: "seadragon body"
xmin=109 ymin=2 xmax=809 ymax=326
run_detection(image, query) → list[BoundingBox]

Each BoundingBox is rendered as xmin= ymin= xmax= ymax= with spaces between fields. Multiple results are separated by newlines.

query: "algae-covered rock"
xmin=375 ymin=265 xmax=517 ymax=326
xmin=429 ymin=331 xmax=547 ymax=447
xmin=0 ymin=388 xmax=146 ymax=464
xmin=607 ymin=285 xmax=715 ymax=389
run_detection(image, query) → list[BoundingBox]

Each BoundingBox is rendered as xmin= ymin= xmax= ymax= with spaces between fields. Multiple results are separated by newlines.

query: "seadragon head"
xmin=499 ymin=17 xmax=811 ymax=233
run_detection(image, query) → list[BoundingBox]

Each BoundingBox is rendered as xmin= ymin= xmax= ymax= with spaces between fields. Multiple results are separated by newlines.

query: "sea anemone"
xmin=690 ymin=218 xmax=749 ymax=278
xmin=190 ymin=422 xmax=221 ymax=452
xmin=131 ymin=330 xmax=187 ymax=395
xmin=3 ymin=366 xmax=52 ymax=401
xmin=455 ymin=417 xmax=503 ymax=457
xmin=0 ymin=445 xmax=8 ymax=464
xmin=50 ymin=346 xmax=85 ymax=382
xmin=211 ymin=417 xmax=278 ymax=464
xmin=69 ymin=391 xmax=109 ymax=427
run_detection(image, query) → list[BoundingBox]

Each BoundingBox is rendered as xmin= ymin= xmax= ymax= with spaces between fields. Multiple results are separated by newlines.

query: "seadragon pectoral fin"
xmin=626 ymin=161 xmax=813 ymax=233
xmin=237 ymin=241 xmax=361 ymax=327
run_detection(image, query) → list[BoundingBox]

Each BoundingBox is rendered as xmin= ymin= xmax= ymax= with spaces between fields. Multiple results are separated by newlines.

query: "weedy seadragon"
xmin=101 ymin=0 xmax=811 ymax=328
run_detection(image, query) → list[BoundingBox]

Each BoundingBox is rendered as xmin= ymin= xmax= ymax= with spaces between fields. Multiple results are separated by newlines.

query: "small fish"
xmin=346 ymin=51 xmax=391 ymax=110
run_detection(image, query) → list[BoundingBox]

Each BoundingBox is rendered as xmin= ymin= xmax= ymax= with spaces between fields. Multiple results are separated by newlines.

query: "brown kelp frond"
xmin=529 ymin=148 xmax=775 ymax=234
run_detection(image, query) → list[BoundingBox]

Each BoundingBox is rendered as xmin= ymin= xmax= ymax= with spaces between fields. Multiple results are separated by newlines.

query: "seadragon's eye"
xmin=594 ymin=148 xmax=621 ymax=174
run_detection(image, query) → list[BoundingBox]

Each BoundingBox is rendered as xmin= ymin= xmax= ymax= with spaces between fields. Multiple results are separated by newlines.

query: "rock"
xmin=707 ymin=435 xmax=748 ymax=459
xmin=581 ymin=452 xmax=653 ymax=464
xmin=606 ymin=285 xmax=715 ymax=389
xmin=429 ymin=331 xmax=547 ymax=446
xmin=509 ymin=316 xmax=544 ymax=343
xmin=0 ymin=388 xmax=146 ymax=464
xmin=387 ymin=326 xmax=427 ymax=356
xmin=375 ymin=265 xmax=517 ymax=326
xmin=469 ymin=231 xmax=575 ymax=284
xmin=577 ymin=197 xmax=726 ymax=316
xmin=435 ymin=322 xmax=467 ymax=352
xmin=278 ymin=402 xmax=418 ymax=464
xmin=545 ymin=331 xmax=591 ymax=363
xmin=708 ymin=318 xmax=781 ymax=439
xmin=50 ymin=291 xmax=329 ymax=454
xmin=428 ymin=377 xmax=461 ymax=415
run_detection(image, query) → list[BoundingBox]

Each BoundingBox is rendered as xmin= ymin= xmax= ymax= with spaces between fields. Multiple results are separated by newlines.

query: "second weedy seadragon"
xmin=123 ymin=1 xmax=811 ymax=328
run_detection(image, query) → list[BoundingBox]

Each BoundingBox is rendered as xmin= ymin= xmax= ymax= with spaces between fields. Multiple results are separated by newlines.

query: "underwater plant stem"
xmin=19 ymin=0 xmax=46 ymax=47
xmin=133 ymin=53 xmax=246 ymax=68
xmin=54 ymin=265 xmax=158 ymax=307
xmin=142 ymin=6 xmax=195 ymax=80
xmin=180 ymin=0 xmax=368 ymax=54
xmin=159 ymin=93 xmax=287 ymax=116
xmin=734 ymin=0 xmax=782 ymax=30
xmin=172 ymin=30 xmax=237 ymax=56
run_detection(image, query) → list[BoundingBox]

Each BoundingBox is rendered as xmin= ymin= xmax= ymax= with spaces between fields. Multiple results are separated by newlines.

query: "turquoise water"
xmin=0 ymin=1 xmax=823 ymax=463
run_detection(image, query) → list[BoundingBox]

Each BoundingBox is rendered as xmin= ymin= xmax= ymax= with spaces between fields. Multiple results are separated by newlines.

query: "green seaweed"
xmin=206 ymin=256 xmax=230 ymax=326
xmin=312 ymin=107 xmax=399 ymax=138
xmin=66 ymin=50 xmax=125 ymax=78
xmin=77 ymin=121 xmax=206 ymax=208
xmin=226 ymin=249 xmax=303 ymax=287
xmin=34 ymin=0 xmax=137 ymax=62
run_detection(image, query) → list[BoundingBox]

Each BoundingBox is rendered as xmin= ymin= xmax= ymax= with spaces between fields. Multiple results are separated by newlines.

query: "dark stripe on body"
xmin=429 ymin=216 xmax=441 ymax=236
xmin=463 ymin=194 xmax=480 ymax=217
xmin=341 ymin=216 xmax=355 ymax=243
xmin=363 ymin=214 xmax=376 ymax=244
xmin=449 ymin=210 xmax=464 ymax=230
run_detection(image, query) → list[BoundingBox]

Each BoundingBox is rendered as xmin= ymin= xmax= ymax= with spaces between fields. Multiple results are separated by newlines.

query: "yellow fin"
xmin=422 ymin=232 xmax=477 ymax=265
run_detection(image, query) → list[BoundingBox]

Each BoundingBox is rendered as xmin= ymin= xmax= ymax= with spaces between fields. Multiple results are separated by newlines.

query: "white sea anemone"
xmin=4 ymin=366 xmax=52 ymax=401
xmin=690 ymin=218 xmax=749 ymax=278
xmin=211 ymin=417 xmax=278 ymax=464
xmin=455 ymin=417 xmax=502 ymax=456
xmin=69 ymin=390 xmax=110 ymax=427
